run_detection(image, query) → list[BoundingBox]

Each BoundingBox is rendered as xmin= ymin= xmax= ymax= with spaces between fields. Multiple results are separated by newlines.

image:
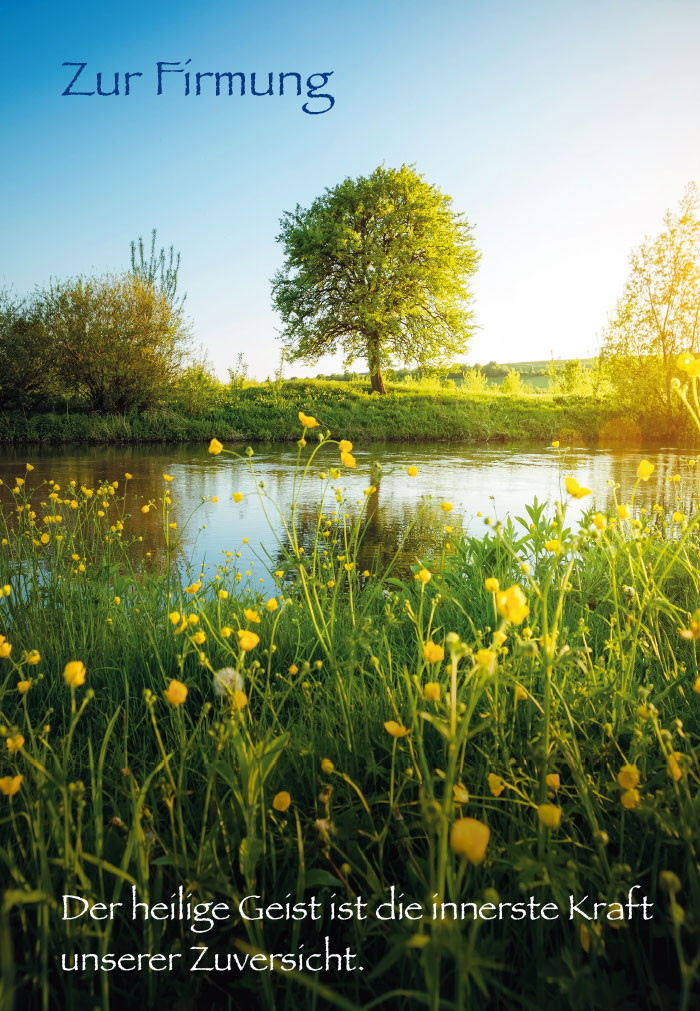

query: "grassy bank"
xmin=0 ymin=381 xmax=621 ymax=446
xmin=0 ymin=437 xmax=698 ymax=1010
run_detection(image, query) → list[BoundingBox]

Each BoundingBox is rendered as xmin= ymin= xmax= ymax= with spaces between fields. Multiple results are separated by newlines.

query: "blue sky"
xmin=3 ymin=0 xmax=700 ymax=379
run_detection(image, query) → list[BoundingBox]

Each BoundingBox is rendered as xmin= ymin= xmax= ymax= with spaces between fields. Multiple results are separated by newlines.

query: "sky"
xmin=2 ymin=0 xmax=700 ymax=380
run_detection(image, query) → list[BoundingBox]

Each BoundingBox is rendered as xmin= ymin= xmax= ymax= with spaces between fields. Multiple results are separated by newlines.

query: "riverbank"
xmin=0 ymin=382 xmax=624 ymax=446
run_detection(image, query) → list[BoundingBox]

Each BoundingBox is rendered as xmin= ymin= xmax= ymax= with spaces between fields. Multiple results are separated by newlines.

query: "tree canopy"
xmin=271 ymin=164 xmax=480 ymax=393
xmin=599 ymin=183 xmax=700 ymax=431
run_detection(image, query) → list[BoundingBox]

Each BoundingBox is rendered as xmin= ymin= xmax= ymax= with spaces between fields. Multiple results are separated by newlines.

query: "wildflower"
xmin=168 ymin=611 xmax=180 ymax=625
xmin=298 ymin=412 xmax=319 ymax=429
xmin=141 ymin=505 xmax=150 ymax=514
xmin=339 ymin=440 xmax=353 ymax=455
xmin=537 ymin=804 xmax=562 ymax=829
xmin=0 ymin=774 xmax=23 ymax=796
xmin=384 ymin=720 xmax=409 ymax=738
xmin=677 ymin=351 xmax=694 ymax=371
xmin=546 ymin=773 xmax=560 ymax=791
xmin=620 ymin=789 xmax=640 ymax=810
xmin=232 ymin=492 xmax=244 ymax=504
xmin=221 ymin=626 xmax=232 ymax=638
xmin=265 ymin=598 xmax=278 ymax=612
xmin=617 ymin=764 xmax=640 ymax=790
xmin=212 ymin=667 xmax=244 ymax=698
xmin=341 ymin=452 xmax=356 ymax=468
xmin=125 ymin=472 xmax=133 ymax=480
xmin=551 ymin=440 xmax=560 ymax=448
xmin=637 ymin=460 xmax=655 ymax=481
xmin=407 ymin=466 xmax=418 ymax=477
xmin=488 ymin=773 xmax=505 ymax=797
xmin=17 ymin=680 xmax=30 ymax=694
xmin=416 ymin=568 xmax=432 ymax=585
xmin=453 ymin=783 xmax=469 ymax=803
xmin=6 ymin=733 xmax=24 ymax=753
xmin=40 ymin=533 xmax=50 ymax=545
xmin=475 ymin=649 xmax=496 ymax=674
xmin=164 ymin=680 xmax=188 ymax=707
xmin=231 ymin=690 xmax=248 ymax=710
xmin=493 ymin=630 xmax=507 ymax=646
xmin=441 ymin=502 xmax=453 ymax=513
xmin=424 ymin=682 xmax=440 ymax=702
xmin=163 ymin=474 xmax=174 ymax=482
xmin=244 ymin=608 xmax=261 ymax=624
xmin=217 ymin=589 xmax=229 ymax=601
xmin=679 ymin=609 xmax=700 ymax=639
xmin=450 ymin=817 xmax=490 ymax=864
xmin=63 ymin=661 xmax=86 ymax=687
xmin=496 ymin=585 xmax=530 ymax=625
xmin=515 ymin=684 xmax=528 ymax=701
xmin=208 ymin=438 xmax=223 ymax=455
xmin=273 ymin=791 xmax=292 ymax=812
xmin=363 ymin=569 xmax=370 ymax=578
xmin=193 ymin=631 xmax=206 ymax=645
xmin=238 ymin=629 xmax=260 ymax=652
xmin=289 ymin=664 xmax=299 ymax=675
xmin=673 ymin=511 xmax=684 ymax=523
xmin=27 ymin=650 xmax=40 ymax=665
xmin=544 ymin=539 xmax=560 ymax=552
xmin=592 ymin=513 xmax=607 ymax=531
xmin=564 ymin=476 xmax=591 ymax=499
xmin=694 ymin=676 xmax=700 ymax=695
xmin=422 ymin=641 xmax=444 ymax=664
xmin=617 ymin=503 xmax=630 ymax=519
xmin=484 ymin=577 xmax=499 ymax=593
xmin=184 ymin=581 xmax=201 ymax=595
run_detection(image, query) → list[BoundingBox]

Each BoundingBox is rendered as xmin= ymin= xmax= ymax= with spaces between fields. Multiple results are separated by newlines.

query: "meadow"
xmin=0 ymin=411 xmax=699 ymax=1011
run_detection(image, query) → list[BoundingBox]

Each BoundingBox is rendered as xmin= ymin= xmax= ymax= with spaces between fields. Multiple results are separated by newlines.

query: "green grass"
xmin=0 ymin=381 xmax=618 ymax=446
xmin=0 ymin=438 xmax=699 ymax=1010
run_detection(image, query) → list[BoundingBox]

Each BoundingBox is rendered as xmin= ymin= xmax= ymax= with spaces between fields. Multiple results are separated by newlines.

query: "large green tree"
xmin=271 ymin=165 xmax=480 ymax=394
xmin=599 ymin=183 xmax=700 ymax=431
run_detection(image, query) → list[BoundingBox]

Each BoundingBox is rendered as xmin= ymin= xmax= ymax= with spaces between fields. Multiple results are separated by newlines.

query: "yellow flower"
xmin=321 ymin=758 xmax=334 ymax=774
xmin=407 ymin=465 xmax=418 ymax=477
xmin=673 ymin=511 xmax=684 ymax=523
xmin=40 ymin=532 xmax=50 ymax=545
xmin=339 ymin=440 xmax=353 ymax=455
xmin=475 ymin=648 xmax=496 ymax=674
xmin=453 ymin=783 xmax=470 ymax=803
xmin=514 ymin=684 xmax=528 ymax=701
xmin=125 ymin=472 xmax=133 ymax=480
xmin=667 ymin=752 xmax=683 ymax=781
xmin=163 ymin=474 xmax=174 ymax=482
xmin=184 ymin=581 xmax=201 ymax=595
xmin=17 ymin=680 xmax=31 ymax=694
xmin=384 ymin=720 xmax=409 ymax=738
xmin=0 ymin=774 xmax=23 ymax=796
xmin=233 ymin=492 xmax=244 ymax=503
xmin=694 ymin=676 xmax=700 ymax=695
xmin=496 ymin=585 xmax=530 ymax=625
xmin=617 ymin=764 xmax=639 ymax=790
xmin=141 ymin=505 xmax=150 ymax=514
xmin=492 ymin=630 xmax=507 ymax=646
xmin=488 ymin=773 xmax=505 ymax=797
xmin=537 ymin=804 xmax=562 ymax=829
xmin=244 ymin=608 xmax=261 ymax=624
xmin=416 ymin=568 xmax=432 ymax=585
xmin=208 ymin=438 xmax=223 ymax=455
xmin=221 ymin=626 xmax=232 ymax=638
xmin=289 ymin=664 xmax=298 ymax=675
xmin=637 ymin=459 xmax=655 ymax=481
xmin=168 ymin=611 xmax=180 ymax=625
xmin=340 ymin=452 xmax=356 ymax=468
xmin=298 ymin=412 xmax=319 ymax=429
xmin=564 ymin=476 xmax=591 ymax=499
xmin=231 ymin=690 xmax=248 ymax=710
xmin=422 ymin=641 xmax=444 ymax=664
xmin=164 ymin=679 xmax=188 ymax=707
xmin=441 ymin=502 xmax=453 ymax=513
xmin=238 ymin=629 xmax=260 ymax=652
xmin=25 ymin=462 xmax=34 ymax=471
xmin=544 ymin=539 xmax=560 ymax=552
xmin=272 ymin=791 xmax=291 ymax=812
xmin=546 ymin=773 xmax=560 ymax=791
xmin=218 ymin=589 xmax=229 ymax=600
xmin=484 ymin=577 xmax=499 ymax=593
xmin=26 ymin=650 xmax=40 ymax=666
xmin=6 ymin=733 xmax=24 ymax=753
xmin=450 ymin=817 xmax=490 ymax=864
xmin=424 ymin=682 xmax=440 ymax=702
xmin=551 ymin=440 xmax=560 ymax=448
xmin=265 ymin=598 xmax=278 ymax=612
xmin=592 ymin=513 xmax=607 ymax=531
xmin=677 ymin=351 xmax=694 ymax=372
xmin=63 ymin=661 xmax=86 ymax=687
xmin=617 ymin=503 xmax=629 ymax=519
xmin=620 ymin=789 xmax=640 ymax=810
xmin=193 ymin=631 xmax=206 ymax=645
xmin=0 ymin=640 xmax=11 ymax=659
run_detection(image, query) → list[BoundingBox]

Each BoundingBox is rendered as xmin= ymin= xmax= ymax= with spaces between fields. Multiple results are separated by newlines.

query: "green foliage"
xmin=0 ymin=289 xmax=57 ymax=409
xmin=561 ymin=358 xmax=590 ymax=396
xmin=272 ymin=164 xmax=480 ymax=393
xmin=500 ymin=367 xmax=522 ymax=395
xmin=600 ymin=183 xmax=700 ymax=432
xmin=130 ymin=228 xmax=186 ymax=310
xmin=35 ymin=273 xmax=192 ymax=412
xmin=461 ymin=367 xmax=489 ymax=393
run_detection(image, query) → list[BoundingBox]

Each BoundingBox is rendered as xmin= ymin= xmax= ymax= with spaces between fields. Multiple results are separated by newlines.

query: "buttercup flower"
xmin=416 ymin=568 xmax=432 ymax=585
xmin=592 ymin=513 xmax=607 ymax=531
xmin=6 ymin=733 xmax=24 ymax=753
xmin=637 ymin=460 xmax=655 ymax=481
xmin=208 ymin=438 xmax=223 ymax=455
xmin=298 ymin=412 xmax=319 ymax=429
xmin=424 ymin=682 xmax=440 ymax=702
xmin=321 ymin=758 xmax=334 ymax=774
xmin=496 ymin=585 xmax=530 ymax=625
xmin=537 ymin=804 xmax=562 ymax=829
xmin=475 ymin=649 xmax=496 ymax=674
xmin=488 ymin=773 xmax=505 ymax=797
xmin=546 ymin=773 xmax=560 ymax=791
xmin=565 ymin=476 xmax=591 ymax=499
xmin=452 ymin=783 xmax=469 ymax=803
xmin=244 ymin=608 xmax=261 ymax=624
xmin=484 ymin=577 xmax=499 ymax=593
xmin=238 ymin=629 xmax=260 ymax=652
xmin=273 ymin=791 xmax=291 ymax=812
xmin=384 ymin=720 xmax=409 ymax=738
xmin=0 ymin=774 xmax=23 ymax=796
xmin=450 ymin=817 xmax=490 ymax=864
xmin=17 ymin=680 xmax=30 ymax=694
xmin=617 ymin=503 xmax=630 ymax=519
xmin=339 ymin=440 xmax=353 ymax=455
xmin=422 ymin=641 xmax=444 ymax=664
xmin=164 ymin=680 xmax=188 ymax=707
xmin=407 ymin=466 xmax=418 ymax=477
xmin=617 ymin=764 xmax=639 ymax=790
xmin=621 ymin=789 xmax=640 ymax=810
xmin=340 ymin=452 xmax=356 ymax=468
xmin=63 ymin=661 xmax=86 ymax=687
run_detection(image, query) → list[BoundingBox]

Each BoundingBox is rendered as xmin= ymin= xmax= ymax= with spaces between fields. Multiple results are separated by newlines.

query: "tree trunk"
xmin=367 ymin=339 xmax=387 ymax=395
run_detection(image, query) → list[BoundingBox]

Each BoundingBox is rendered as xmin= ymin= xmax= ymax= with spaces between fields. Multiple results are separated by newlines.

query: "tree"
xmin=130 ymin=229 xmax=186 ymax=310
xmin=0 ymin=288 xmax=57 ymax=408
xmin=599 ymin=183 xmax=700 ymax=430
xmin=37 ymin=272 xmax=191 ymax=412
xmin=271 ymin=164 xmax=480 ymax=394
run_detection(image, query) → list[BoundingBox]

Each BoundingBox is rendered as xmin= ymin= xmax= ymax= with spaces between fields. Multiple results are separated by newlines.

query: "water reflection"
xmin=0 ymin=441 xmax=695 ymax=591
